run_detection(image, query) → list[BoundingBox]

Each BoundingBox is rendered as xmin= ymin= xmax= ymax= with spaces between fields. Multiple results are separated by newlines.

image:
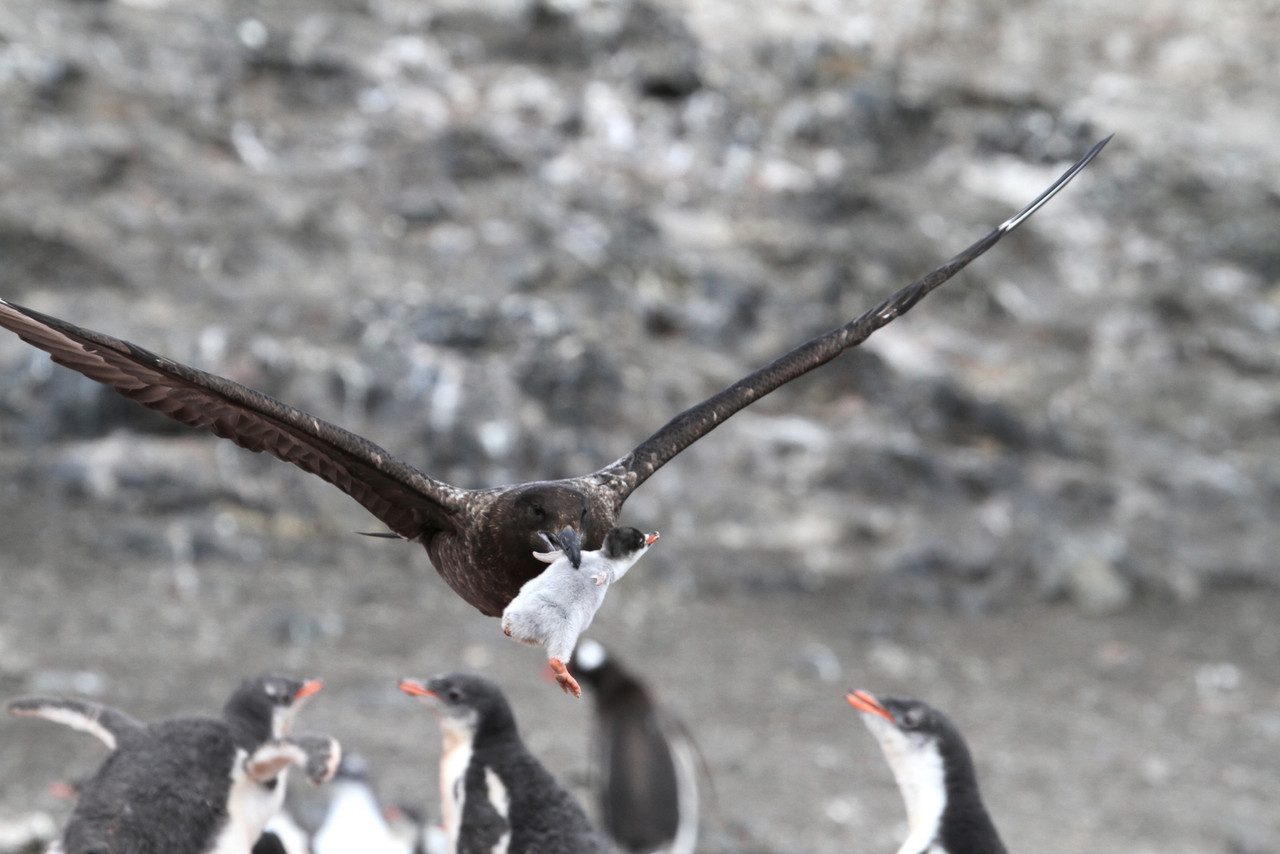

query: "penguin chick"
xmin=7 ymin=675 xmax=339 ymax=854
xmin=399 ymin=673 xmax=609 ymax=854
xmin=569 ymin=640 xmax=699 ymax=854
xmin=847 ymin=690 xmax=1007 ymax=854
xmin=502 ymin=527 xmax=658 ymax=697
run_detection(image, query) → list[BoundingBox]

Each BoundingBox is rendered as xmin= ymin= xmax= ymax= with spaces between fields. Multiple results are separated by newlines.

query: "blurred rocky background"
xmin=0 ymin=0 xmax=1277 ymax=852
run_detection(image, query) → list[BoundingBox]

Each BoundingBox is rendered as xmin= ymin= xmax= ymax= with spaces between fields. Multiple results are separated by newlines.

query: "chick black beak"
xmin=556 ymin=525 xmax=583 ymax=569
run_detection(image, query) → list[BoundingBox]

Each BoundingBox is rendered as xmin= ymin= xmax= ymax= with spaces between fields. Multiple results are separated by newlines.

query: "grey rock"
xmin=1065 ymin=554 xmax=1133 ymax=616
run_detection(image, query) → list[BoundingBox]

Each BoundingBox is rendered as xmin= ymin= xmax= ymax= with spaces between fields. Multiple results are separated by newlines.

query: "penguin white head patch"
xmin=573 ymin=639 xmax=607 ymax=672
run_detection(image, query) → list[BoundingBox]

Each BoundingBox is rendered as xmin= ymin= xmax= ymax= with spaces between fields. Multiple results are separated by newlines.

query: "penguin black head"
xmin=847 ymin=689 xmax=1006 ymax=854
xmin=847 ymin=690 xmax=956 ymax=744
xmin=224 ymin=674 xmax=324 ymax=746
xmin=601 ymin=526 xmax=659 ymax=561
xmin=398 ymin=672 xmax=518 ymax=747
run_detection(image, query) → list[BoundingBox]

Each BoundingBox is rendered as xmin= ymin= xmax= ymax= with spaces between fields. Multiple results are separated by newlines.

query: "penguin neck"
xmin=886 ymin=737 xmax=947 ymax=854
xmin=597 ymin=551 xmax=643 ymax=585
xmin=889 ymin=737 xmax=1006 ymax=854
xmin=223 ymin=707 xmax=276 ymax=750
xmin=936 ymin=763 xmax=1003 ymax=854
xmin=469 ymin=708 xmax=520 ymax=752
xmin=592 ymin=672 xmax=650 ymax=714
xmin=440 ymin=715 xmax=476 ymax=755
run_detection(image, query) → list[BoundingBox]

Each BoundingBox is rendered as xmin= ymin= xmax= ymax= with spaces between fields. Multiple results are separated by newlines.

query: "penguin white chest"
xmin=871 ymin=728 xmax=946 ymax=854
xmin=208 ymin=748 xmax=288 ymax=854
xmin=483 ymin=767 xmax=512 ymax=854
xmin=439 ymin=719 xmax=474 ymax=852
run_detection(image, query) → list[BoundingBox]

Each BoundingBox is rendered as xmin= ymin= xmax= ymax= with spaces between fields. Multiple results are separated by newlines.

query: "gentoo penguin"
xmin=7 ymin=675 xmax=341 ymax=854
xmin=313 ymin=753 xmax=414 ymax=854
xmin=502 ymin=527 xmax=659 ymax=697
xmin=847 ymin=689 xmax=1007 ymax=854
xmin=569 ymin=640 xmax=699 ymax=854
xmin=0 ymin=137 xmax=1109 ymax=618
xmin=399 ymin=672 xmax=609 ymax=854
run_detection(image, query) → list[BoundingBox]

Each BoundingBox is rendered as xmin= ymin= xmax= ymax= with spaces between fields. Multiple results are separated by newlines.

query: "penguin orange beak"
xmin=295 ymin=679 xmax=324 ymax=701
xmin=846 ymin=689 xmax=893 ymax=722
xmin=398 ymin=678 xmax=436 ymax=698
xmin=645 ymin=531 xmax=660 ymax=546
